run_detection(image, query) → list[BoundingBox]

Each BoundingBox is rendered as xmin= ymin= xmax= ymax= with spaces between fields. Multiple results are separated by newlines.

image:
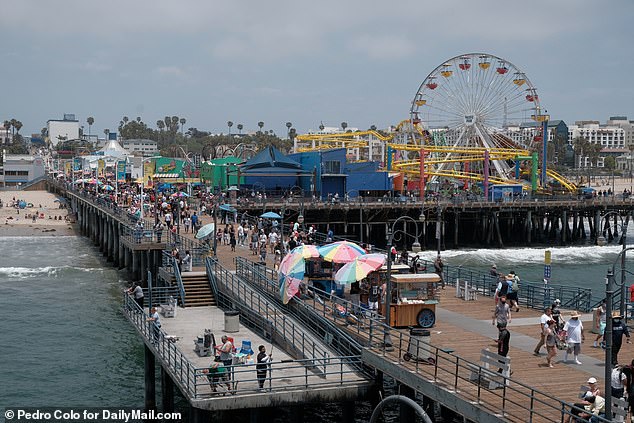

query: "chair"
xmin=240 ymin=340 xmax=254 ymax=355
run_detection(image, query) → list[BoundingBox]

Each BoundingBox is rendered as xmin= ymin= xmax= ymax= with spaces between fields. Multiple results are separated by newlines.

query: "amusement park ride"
xmin=294 ymin=53 xmax=577 ymax=196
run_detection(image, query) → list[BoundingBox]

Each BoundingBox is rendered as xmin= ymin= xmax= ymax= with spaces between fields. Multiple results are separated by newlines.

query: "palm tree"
xmin=164 ymin=116 xmax=171 ymax=132
xmin=319 ymin=122 xmax=325 ymax=131
xmin=258 ymin=121 xmax=264 ymax=134
xmin=237 ymin=124 xmax=243 ymax=134
xmin=286 ymin=121 xmax=292 ymax=139
xmin=87 ymin=117 xmax=94 ymax=136
xmin=123 ymin=116 xmax=129 ymax=124
xmin=341 ymin=122 xmax=348 ymax=132
xmin=136 ymin=116 xmax=141 ymax=123
xmin=104 ymin=128 xmax=110 ymax=141
xmin=227 ymin=121 xmax=233 ymax=136
xmin=180 ymin=118 xmax=186 ymax=136
xmin=370 ymin=125 xmax=377 ymax=131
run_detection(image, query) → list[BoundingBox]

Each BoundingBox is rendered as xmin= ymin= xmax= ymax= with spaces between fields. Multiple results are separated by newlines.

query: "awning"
xmin=153 ymin=173 xmax=180 ymax=178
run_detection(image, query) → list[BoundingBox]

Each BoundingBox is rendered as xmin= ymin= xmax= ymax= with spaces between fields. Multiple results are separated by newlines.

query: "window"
xmin=323 ymin=160 xmax=341 ymax=174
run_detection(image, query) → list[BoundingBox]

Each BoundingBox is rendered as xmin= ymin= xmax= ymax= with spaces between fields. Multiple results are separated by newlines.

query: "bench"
xmin=455 ymin=279 xmax=477 ymax=301
xmin=469 ymin=349 xmax=510 ymax=389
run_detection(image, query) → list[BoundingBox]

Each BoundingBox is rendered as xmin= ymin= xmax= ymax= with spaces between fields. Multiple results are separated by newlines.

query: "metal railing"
xmin=235 ymin=257 xmax=362 ymax=358
xmin=167 ymin=231 xmax=209 ymax=266
xmin=122 ymin=293 xmax=364 ymax=399
xmin=172 ymin=256 xmax=186 ymax=307
xmin=206 ymin=257 xmax=335 ymax=369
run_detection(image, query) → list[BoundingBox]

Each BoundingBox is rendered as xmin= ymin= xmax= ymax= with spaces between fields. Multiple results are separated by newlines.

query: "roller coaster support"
xmin=484 ymin=150 xmax=490 ymax=200
xmin=541 ymin=119 xmax=549 ymax=188
xmin=532 ymin=151 xmax=539 ymax=192
xmin=387 ymin=145 xmax=393 ymax=171
xmin=419 ymin=148 xmax=425 ymax=200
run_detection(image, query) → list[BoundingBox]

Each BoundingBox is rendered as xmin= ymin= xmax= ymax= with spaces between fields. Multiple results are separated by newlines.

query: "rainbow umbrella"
xmin=318 ymin=241 xmax=366 ymax=263
xmin=334 ymin=254 xmax=386 ymax=285
xmin=289 ymin=244 xmax=320 ymax=260
xmin=279 ymin=251 xmax=307 ymax=304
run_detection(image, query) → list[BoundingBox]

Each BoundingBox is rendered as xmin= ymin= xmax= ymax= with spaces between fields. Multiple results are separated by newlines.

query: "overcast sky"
xmin=1 ymin=0 xmax=632 ymax=137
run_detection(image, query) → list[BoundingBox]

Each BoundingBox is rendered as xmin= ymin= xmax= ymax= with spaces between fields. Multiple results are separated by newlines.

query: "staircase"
xmin=181 ymin=271 xmax=216 ymax=307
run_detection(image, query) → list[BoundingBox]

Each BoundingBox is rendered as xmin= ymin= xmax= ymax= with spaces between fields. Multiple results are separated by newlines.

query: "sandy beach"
xmin=0 ymin=190 xmax=78 ymax=236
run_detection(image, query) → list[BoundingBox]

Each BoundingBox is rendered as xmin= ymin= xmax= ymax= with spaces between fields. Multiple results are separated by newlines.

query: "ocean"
xmin=1 ymin=233 xmax=630 ymax=421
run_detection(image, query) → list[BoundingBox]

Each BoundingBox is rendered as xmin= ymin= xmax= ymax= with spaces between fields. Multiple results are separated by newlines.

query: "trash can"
xmin=403 ymin=328 xmax=434 ymax=363
xmin=224 ymin=310 xmax=240 ymax=333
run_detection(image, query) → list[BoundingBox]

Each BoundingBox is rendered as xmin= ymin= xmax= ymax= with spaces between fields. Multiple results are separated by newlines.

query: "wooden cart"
xmin=381 ymin=273 xmax=440 ymax=328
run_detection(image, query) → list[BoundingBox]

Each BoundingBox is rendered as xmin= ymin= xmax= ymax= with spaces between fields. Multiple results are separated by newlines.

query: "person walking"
xmin=611 ymin=311 xmax=631 ymax=365
xmin=434 ymin=255 xmax=444 ymax=288
xmin=544 ymin=320 xmax=558 ymax=368
xmin=533 ymin=307 xmax=552 ymax=356
xmin=496 ymin=322 xmax=510 ymax=373
xmin=492 ymin=294 xmax=511 ymax=327
xmin=182 ymin=250 xmax=192 ymax=272
xmin=593 ymin=300 xmax=606 ymax=348
xmin=563 ymin=311 xmax=585 ymax=364
xmin=256 ymin=345 xmax=272 ymax=390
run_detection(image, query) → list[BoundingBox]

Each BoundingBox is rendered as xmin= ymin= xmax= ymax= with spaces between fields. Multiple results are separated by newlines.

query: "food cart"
xmin=381 ymin=273 xmax=440 ymax=328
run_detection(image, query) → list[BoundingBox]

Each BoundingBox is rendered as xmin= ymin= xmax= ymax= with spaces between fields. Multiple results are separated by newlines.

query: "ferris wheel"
xmin=409 ymin=53 xmax=544 ymax=182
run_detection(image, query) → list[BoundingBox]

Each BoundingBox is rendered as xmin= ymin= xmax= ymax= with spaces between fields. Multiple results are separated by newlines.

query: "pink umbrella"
xmin=334 ymin=254 xmax=386 ymax=284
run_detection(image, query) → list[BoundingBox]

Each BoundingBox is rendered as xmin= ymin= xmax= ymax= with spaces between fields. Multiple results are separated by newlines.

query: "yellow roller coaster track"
xmin=296 ymin=130 xmax=394 ymax=142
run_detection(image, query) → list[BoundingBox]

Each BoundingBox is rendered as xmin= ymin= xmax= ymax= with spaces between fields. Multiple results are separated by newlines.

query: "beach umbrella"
xmin=334 ymin=254 xmax=385 ymax=285
xmin=261 ymin=211 xmax=282 ymax=219
xmin=195 ymin=223 xmax=216 ymax=239
xmin=278 ymin=251 xmax=307 ymax=304
xmin=289 ymin=244 xmax=320 ymax=260
xmin=171 ymin=191 xmax=190 ymax=198
xmin=219 ymin=204 xmax=237 ymax=212
xmin=318 ymin=241 xmax=366 ymax=263
xmin=102 ymin=185 xmax=115 ymax=191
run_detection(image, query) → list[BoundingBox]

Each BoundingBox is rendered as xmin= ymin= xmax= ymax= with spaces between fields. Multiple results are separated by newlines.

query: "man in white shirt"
xmin=533 ymin=307 xmax=552 ymax=356
xmin=563 ymin=311 xmax=585 ymax=364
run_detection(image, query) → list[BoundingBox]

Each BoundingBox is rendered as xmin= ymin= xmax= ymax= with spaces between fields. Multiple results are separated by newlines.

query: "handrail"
xmin=172 ymin=256 xmax=186 ymax=307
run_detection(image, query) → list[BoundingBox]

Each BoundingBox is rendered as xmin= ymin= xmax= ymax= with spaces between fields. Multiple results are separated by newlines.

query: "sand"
xmin=0 ymin=190 xmax=78 ymax=236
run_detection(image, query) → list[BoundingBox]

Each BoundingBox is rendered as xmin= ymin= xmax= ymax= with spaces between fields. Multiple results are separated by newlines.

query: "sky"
xmin=1 ymin=0 xmax=633 ymax=138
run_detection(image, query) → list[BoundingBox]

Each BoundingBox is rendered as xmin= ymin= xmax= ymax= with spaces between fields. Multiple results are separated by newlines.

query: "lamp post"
xmin=346 ymin=189 xmax=362 ymax=244
xmin=598 ymin=211 xmax=629 ymax=320
xmin=604 ymin=245 xmax=634 ymax=419
xmin=139 ymin=156 xmax=161 ymax=220
xmin=384 ymin=216 xmax=422 ymax=344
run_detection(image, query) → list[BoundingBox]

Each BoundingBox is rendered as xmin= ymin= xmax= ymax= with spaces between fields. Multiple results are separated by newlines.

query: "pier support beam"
xmin=399 ymin=384 xmax=416 ymax=423
xmin=188 ymin=406 xmax=211 ymax=423
xmin=342 ymin=402 xmax=355 ymax=423
xmin=160 ymin=366 xmax=174 ymax=413
xmin=144 ymin=345 xmax=156 ymax=412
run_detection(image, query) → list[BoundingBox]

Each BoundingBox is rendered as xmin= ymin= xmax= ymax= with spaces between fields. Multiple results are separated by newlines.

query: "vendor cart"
xmin=381 ymin=273 xmax=440 ymax=328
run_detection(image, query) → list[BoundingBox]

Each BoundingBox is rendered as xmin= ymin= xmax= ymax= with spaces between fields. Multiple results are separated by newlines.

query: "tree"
xmin=286 ymin=121 xmax=292 ymax=138
xmin=123 ymin=116 xmax=129 ymax=124
xmin=87 ymin=117 xmax=94 ymax=136
xmin=341 ymin=121 xmax=348 ymax=132
xmin=180 ymin=118 xmax=186 ymax=136
xmin=14 ymin=121 xmax=22 ymax=135
xmin=370 ymin=125 xmax=377 ymax=131
xmin=227 ymin=121 xmax=233 ymax=136
xmin=237 ymin=123 xmax=243 ymax=134
xmin=136 ymin=116 xmax=141 ymax=123
xmin=257 ymin=121 xmax=264 ymax=134
xmin=604 ymin=156 xmax=616 ymax=170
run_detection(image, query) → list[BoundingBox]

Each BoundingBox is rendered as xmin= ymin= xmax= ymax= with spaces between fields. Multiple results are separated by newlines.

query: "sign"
xmin=544 ymin=250 xmax=551 ymax=265
xmin=544 ymin=265 xmax=551 ymax=279
xmin=116 ymin=161 xmax=126 ymax=183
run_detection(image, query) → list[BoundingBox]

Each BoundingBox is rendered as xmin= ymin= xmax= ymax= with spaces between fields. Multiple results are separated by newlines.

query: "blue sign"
xmin=544 ymin=265 xmax=551 ymax=279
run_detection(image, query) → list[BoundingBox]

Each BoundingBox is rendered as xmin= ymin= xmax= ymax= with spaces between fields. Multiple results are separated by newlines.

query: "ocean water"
xmin=1 ymin=233 xmax=629 ymax=421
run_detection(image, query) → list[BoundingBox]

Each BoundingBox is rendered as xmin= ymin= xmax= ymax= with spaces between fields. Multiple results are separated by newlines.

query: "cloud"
xmin=348 ymin=34 xmax=415 ymax=60
xmin=154 ymin=66 xmax=186 ymax=77
xmin=81 ymin=62 xmax=112 ymax=72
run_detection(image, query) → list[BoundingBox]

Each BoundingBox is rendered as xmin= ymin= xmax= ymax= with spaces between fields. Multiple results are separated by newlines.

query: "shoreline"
xmin=0 ymin=190 xmax=78 ymax=237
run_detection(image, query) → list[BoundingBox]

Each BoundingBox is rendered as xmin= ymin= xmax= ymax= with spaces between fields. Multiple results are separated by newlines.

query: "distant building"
xmin=121 ymin=139 xmax=159 ymax=157
xmin=0 ymin=154 xmax=45 ymax=187
xmin=568 ymin=119 xmax=627 ymax=168
xmin=47 ymin=114 xmax=80 ymax=147
xmin=0 ymin=126 xmax=12 ymax=145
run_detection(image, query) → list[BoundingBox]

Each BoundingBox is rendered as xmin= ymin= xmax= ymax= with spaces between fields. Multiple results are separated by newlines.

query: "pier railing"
xmin=233 ymin=257 xmax=605 ymax=423
xmin=123 ymin=293 xmax=365 ymax=399
xmin=166 ymin=232 xmax=209 ymax=266
xmin=206 ymin=257 xmax=338 ymax=370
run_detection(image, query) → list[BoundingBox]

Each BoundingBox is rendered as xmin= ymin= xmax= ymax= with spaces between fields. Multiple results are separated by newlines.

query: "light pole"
xmin=604 ymin=245 xmax=634 ymax=419
xmin=598 ymin=211 xmax=629 ymax=320
xmin=384 ymin=216 xmax=423 ymax=344
xmin=346 ymin=189 xmax=362 ymax=244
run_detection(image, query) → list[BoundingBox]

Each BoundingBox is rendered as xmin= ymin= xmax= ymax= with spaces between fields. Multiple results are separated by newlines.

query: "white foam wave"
xmin=0 ymin=266 xmax=104 ymax=278
xmin=415 ymin=245 xmax=622 ymax=266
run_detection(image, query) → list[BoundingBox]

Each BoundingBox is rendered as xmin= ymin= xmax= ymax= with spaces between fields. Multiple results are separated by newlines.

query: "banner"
xmin=97 ymin=159 xmax=105 ymax=177
xmin=117 ymin=161 xmax=126 ymax=183
xmin=65 ymin=161 xmax=72 ymax=176
xmin=73 ymin=157 xmax=82 ymax=171
xmin=143 ymin=159 xmax=155 ymax=187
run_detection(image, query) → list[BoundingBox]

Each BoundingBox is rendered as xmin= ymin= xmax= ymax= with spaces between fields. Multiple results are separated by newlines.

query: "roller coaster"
xmin=295 ymin=53 xmax=577 ymax=194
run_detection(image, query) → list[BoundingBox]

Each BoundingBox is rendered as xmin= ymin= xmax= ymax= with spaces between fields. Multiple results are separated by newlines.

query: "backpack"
xmin=512 ymin=276 xmax=520 ymax=292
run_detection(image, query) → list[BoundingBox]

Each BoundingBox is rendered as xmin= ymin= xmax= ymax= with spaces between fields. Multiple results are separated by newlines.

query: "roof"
xmin=100 ymin=140 xmax=128 ymax=156
xmin=240 ymin=146 xmax=303 ymax=172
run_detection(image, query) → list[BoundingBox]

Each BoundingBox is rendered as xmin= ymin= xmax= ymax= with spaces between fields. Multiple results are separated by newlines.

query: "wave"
xmin=0 ymin=266 xmax=105 ymax=279
xmin=415 ymin=244 xmax=623 ymax=266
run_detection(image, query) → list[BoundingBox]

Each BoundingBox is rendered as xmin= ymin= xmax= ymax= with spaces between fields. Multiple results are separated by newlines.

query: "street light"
xmin=384 ymin=216 xmax=422 ymax=346
xmin=598 ymin=211 xmax=630 ymax=319
xmin=604 ymin=244 xmax=634 ymax=419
